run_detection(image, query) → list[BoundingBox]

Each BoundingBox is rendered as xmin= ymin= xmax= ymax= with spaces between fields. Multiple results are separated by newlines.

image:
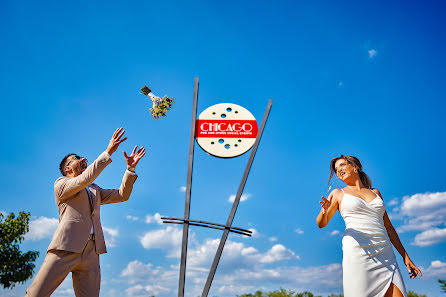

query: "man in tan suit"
xmin=26 ymin=127 xmax=146 ymax=297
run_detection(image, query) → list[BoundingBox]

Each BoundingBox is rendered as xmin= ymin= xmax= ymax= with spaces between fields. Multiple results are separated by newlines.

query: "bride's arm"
xmin=375 ymin=188 xmax=423 ymax=279
xmin=383 ymin=211 xmax=422 ymax=278
xmin=383 ymin=211 xmax=407 ymax=258
xmin=316 ymin=189 xmax=340 ymax=228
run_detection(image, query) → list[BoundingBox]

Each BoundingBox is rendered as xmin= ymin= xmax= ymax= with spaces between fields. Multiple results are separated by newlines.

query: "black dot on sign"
xmin=219 ymin=139 xmax=224 ymax=143
xmin=225 ymin=144 xmax=230 ymax=149
xmin=227 ymin=108 xmax=232 ymax=112
xmin=221 ymin=114 xmax=226 ymax=118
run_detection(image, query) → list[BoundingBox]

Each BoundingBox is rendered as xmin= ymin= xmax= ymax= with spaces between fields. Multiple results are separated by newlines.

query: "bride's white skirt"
xmin=342 ymin=229 xmax=407 ymax=297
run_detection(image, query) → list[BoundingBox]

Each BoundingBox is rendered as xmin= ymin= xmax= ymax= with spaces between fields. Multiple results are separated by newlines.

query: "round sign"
xmin=195 ymin=103 xmax=258 ymax=158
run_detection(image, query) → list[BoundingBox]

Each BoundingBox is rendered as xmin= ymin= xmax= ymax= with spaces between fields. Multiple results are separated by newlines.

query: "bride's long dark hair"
xmin=328 ymin=155 xmax=372 ymax=189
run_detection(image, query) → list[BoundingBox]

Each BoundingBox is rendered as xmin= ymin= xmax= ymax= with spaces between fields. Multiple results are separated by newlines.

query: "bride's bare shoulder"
xmin=371 ymin=188 xmax=383 ymax=198
xmin=329 ymin=188 xmax=344 ymax=202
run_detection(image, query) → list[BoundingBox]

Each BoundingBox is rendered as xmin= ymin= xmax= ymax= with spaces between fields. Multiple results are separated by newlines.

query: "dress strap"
xmin=340 ymin=188 xmax=344 ymax=194
xmin=370 ymin=189 xmax=379 ymax=198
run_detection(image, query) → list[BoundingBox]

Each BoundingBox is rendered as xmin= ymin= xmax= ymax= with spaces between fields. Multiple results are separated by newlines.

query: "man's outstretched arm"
xmin=100 ymin=145 xmax=146 ymax=204
xmin=55 ymin=128 xmax=127 ymax=204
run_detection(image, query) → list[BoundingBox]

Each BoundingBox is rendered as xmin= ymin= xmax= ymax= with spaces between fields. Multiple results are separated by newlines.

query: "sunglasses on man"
xmin=66 ymin=155 xmax=87 ymax=166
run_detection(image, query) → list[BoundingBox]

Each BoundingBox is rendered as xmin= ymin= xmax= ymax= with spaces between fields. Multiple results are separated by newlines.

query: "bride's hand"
xmin=320 ymin=196 xmax=332 ymax=214
xmin=405 ymin=256 xmax=422 ymax=279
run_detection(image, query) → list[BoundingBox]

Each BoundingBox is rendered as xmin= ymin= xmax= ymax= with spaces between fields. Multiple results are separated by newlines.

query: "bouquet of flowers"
xmin=139 ymin=85 xmax=175 ymax=119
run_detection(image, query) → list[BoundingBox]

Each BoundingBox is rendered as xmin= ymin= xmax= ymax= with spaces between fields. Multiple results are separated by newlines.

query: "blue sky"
xmin=1 ymin=0 xmax=446 ymax=296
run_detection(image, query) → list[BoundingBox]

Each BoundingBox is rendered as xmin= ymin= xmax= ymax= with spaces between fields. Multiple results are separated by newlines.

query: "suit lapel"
xmin=85 ymin=186 xmax=97 ymax=212
xmin=89 ymin=186 xmax=97 ymax=211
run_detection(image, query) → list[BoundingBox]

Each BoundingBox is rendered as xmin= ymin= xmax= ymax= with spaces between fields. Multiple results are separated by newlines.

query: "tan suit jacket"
xmin=48 ymin=152 xmax=137 ymax=254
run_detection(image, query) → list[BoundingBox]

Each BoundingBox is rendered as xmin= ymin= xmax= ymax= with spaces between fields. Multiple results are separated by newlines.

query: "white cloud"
xmin=423 ymin=260 xmax=446 ymax=279
xmin=120 ymin=258 xmax=342 ymax=297
xmin=120 ymin=233 xmax=339 ymax=297
xmin=121 ymin=227 xmax=341 ymax=297
xmin=121 ymin=261 xmax=176 ymax=297
xmin=389 ymin=191 xmax=446 ymax=247
xmin=52 ymin=276 xmax=75 ymax=296
xmin=337 ymin=81 xmax=344 ymax=87
xmin=295 ymin=228 xmax=304 ymax=235
xmin=52 ymin=288 xmax=74 ymax=296
xmin=0 ymin=210 xmax=6 ymax=217
xmin=145 ymin=213 xmax=163 ymax=224
xmin=187 ymin=238 xmax=249 ymax=269
xmin=217 ymin=284 xmax=261 ymax=296
xmin=412 ymin=227 xmax=446 ymax=247
xmin=396 ymin=191 xmax=446 ymax=233
xmin=103 ymin=226 xmax=119 ymax=247
xmin=401 ymin=191 xmax=446 ymax=215
xmin=186 ymin=239 xmax=298 ymax=272
xmin=126 ymin=284 xmax=143 ymax=295
xmin=330 ymin=230 xmax=340 ymax=236
xmin=144 ymin=285 xmax=170 ymax=296
xmin=126 ymin=215 xmax=139 ymax=221
xmin=269 ymin=236 xmax=278 ymax=242
xmin=387 ymin=198 xmax=399 ymax=206
xmin=105 ymin=289 xmax=117 ymax=297
xmin=220 ymin=263 xmax=342 ymax=292
xmin=139 ymin=226 xmax=183 ymax=257
xmin=121 ymin=260 xmax=157 ymax=283
xmin=368 ymin=49 xmax=378 ymax=58
xmin=228 ymin=193 xmax=251 ymax=203
xmin=125 ymin=285 xmax=144 ymax=296
xmin=179 ymin=186 xmax=186 ymax=192
xmin=260 ymin=244 xmax=299 ymax=263
xmin=249 ymin=228 xmax=260 ymax=238
xmin=240 ymin=228 xmax=261 ymax=238
xmin=125 ymin=284 xmax=171 ymax=297
xmin=25 ymin=216 xmax=58 ymax=241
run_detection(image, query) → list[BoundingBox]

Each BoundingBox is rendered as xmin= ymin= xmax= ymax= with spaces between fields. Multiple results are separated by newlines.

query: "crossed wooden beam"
xmin=162 ymin=77 xmax=273 ymax=297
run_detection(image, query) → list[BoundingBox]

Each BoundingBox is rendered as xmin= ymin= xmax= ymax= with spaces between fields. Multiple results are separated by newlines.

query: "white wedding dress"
xmin=340 ymin=189 xmax=407 ymax=297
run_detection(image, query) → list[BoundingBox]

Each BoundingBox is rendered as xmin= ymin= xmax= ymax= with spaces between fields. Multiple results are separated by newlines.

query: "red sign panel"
xmin=196 ymin=120 xmax=258 ymax=138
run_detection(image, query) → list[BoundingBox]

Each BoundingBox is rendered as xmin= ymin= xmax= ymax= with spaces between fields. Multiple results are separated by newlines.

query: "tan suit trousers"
xmin=25 ymin=239 xmax=100 ymax=297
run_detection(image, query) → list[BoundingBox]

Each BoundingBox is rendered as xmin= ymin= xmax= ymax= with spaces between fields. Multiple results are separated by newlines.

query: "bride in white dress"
xmin=316 ymin=155 xmax=422 ymax=297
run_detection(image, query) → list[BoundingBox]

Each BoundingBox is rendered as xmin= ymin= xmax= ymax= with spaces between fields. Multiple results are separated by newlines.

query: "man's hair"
xmin=59 ymin=153 xmax=76 ymax=176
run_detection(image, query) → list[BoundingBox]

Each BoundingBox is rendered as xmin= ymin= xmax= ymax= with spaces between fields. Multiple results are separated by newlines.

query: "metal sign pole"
xmin=178 ymin=77 xmax=199 ymax=297
xmin=201 ymin=99 xmax=273 ymax=297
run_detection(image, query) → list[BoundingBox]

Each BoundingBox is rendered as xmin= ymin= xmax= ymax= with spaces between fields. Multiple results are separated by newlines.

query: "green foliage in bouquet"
xmin=139 ymin=86 xmax=152 ymax=95
xmin=139 ymin=85 xmax=175 ymax=120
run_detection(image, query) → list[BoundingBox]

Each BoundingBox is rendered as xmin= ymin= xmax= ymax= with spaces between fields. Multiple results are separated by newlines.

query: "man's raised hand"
xmin=106 ymin=128 xmax=128 ymax=156
xmin=123 ymin=145 xmax=146 ymax=169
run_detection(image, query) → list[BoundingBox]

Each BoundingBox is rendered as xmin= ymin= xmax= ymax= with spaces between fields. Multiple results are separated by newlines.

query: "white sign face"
xmin=195 ymin=103 xmax=258 ymax=158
